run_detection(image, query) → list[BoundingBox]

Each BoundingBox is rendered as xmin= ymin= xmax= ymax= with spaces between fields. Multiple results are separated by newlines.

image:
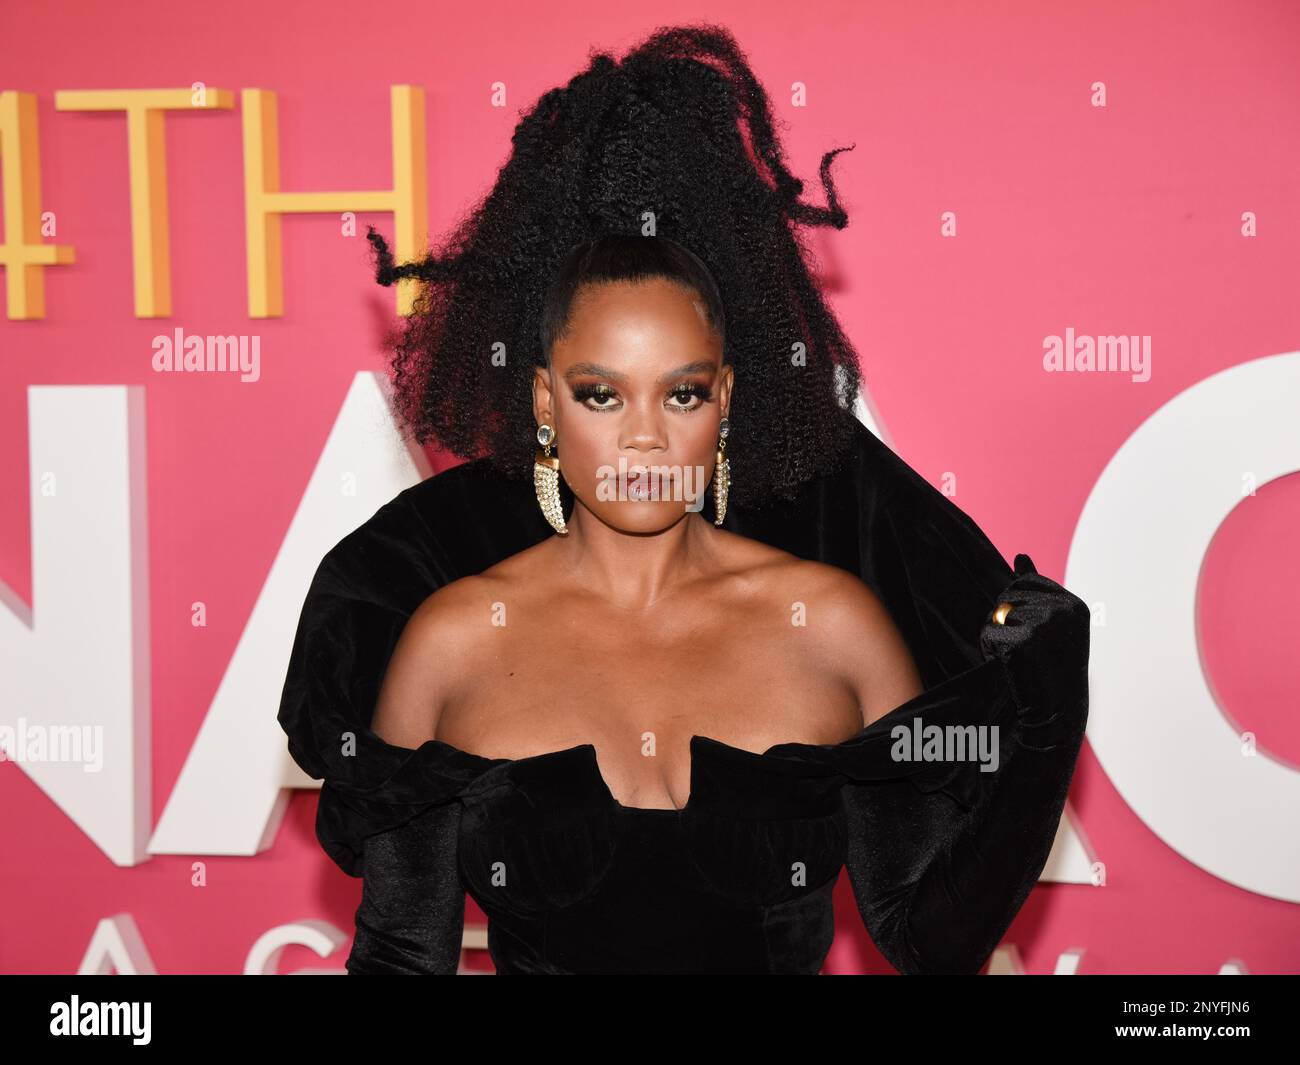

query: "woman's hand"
xmin=979 ymin=553 xmax=1091 ymax=728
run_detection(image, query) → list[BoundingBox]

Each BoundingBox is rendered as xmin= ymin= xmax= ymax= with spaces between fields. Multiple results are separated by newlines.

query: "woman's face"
xmin=533 ymin=277 xmax=733 ymax=534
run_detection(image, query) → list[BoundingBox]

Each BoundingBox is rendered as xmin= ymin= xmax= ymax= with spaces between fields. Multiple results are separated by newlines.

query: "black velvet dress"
xmin=276 ymin=414 xmax=1090 ymax=974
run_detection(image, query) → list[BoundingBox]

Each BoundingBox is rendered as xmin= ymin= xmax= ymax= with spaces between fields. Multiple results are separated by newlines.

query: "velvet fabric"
xmin=276 ymin=412 xmax=1090 ymax=974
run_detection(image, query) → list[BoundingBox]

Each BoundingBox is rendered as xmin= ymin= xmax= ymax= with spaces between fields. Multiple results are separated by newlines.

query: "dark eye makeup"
xmin=571 ymin=381 xmax=713 ymax=412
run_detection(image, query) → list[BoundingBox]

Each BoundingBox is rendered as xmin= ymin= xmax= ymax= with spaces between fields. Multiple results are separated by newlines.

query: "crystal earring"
xmin=712 ymin=417 xmax=731 ymax=526
xmin=534 ymin=423 xmax=569 ymax=535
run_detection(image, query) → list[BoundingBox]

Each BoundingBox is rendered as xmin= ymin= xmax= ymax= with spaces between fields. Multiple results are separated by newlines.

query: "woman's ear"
xmin=533 ymin=364 xmax=554 ymax=427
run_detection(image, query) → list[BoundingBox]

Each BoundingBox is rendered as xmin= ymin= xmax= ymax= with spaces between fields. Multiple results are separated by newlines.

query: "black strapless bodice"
xmin=450 ymin=738 xmax=849 ymax=974
xmin=280 ymin=413 xmax=1091 ymax=975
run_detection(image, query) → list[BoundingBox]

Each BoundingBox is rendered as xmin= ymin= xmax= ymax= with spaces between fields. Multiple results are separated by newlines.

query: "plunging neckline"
xmin=426 ymin=731 xmax=844 ymax=816
xmin=415 ymin=657 xmax=1002 ymax=815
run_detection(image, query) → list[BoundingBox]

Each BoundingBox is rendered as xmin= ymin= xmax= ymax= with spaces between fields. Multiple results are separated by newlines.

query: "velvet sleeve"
xmin=346 ymin=801 xmax=468 ymax=974
xmin=277 ymin=486 xmax=517 ymax=975
xmin=811 ymin=428 xmax=1092 ymax=975
xmin=837 ymin=553 xmax=1090 ymax=974
xmin=737 ymin=425 xmax=1091 ymax=976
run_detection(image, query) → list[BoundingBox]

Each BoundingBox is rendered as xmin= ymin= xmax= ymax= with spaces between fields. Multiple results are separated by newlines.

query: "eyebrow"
xmin=562 ymin=360 xmax=717 ymax=387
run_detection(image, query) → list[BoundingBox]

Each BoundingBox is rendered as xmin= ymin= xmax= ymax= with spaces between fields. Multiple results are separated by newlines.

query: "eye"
xmin=573 ymin=383 xmax=620 ymax=411
xmin=667 ymin=383 xmax=711 ymax=411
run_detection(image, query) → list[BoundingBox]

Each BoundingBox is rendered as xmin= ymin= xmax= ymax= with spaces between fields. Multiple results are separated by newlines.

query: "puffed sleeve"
xmin=347 ymin=802 xmax=469 ymax=974
xmin=749 ymin=419 xmax=1090 ymax=974
xmin=837 ymin=555 xmax=1089 ymax=974
xmin=276 ymin=478 xmax=531 ymax=974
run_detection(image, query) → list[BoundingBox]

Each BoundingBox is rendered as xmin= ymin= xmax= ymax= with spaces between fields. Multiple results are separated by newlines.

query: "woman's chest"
xmin=436 ymin=617 xmax=863 ymax=810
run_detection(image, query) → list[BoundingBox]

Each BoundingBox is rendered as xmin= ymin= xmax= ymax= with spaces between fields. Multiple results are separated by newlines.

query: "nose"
xmin=618 ymin=405 xmax=668 ymax=455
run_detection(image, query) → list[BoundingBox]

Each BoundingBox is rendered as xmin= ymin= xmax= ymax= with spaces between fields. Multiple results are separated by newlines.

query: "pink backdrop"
xmin=2 ymin=0 xmax=1298 ymax=974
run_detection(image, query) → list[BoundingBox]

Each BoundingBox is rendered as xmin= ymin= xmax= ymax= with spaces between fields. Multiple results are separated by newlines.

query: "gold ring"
xmin=992 ymin=602 xmax=1014 ymax=625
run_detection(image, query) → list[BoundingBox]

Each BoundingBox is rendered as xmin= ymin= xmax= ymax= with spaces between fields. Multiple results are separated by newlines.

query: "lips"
xmin=607 ymin=464 xmax=682 ymax=501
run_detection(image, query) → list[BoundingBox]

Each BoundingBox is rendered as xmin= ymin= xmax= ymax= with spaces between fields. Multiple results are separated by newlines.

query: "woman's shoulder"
xmin=374 ymin=569 xmax=518 ymax=743
xmin=719 ymin=528 xmax=923 ymax=724
xmin=715 ymin=526 xmax=884 ymax=611
xmin=399 ymin=568 xmax=512 ymax=673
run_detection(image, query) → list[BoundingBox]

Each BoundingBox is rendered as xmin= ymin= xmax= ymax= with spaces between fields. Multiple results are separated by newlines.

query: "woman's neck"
xmin=547 ymin=506 xmax=723 ymax=612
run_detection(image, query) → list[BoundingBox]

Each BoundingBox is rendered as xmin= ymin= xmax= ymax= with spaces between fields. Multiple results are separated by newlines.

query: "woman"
xmin=277 ymin=24 xmax=1089 ymax=975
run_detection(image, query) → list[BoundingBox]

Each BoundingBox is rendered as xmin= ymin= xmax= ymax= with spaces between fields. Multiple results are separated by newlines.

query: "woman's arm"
xmin=347 ymin=801 xmax=468 ymax=974
xmin=823 ymin=556 xmax=1090 ymax=974
xmin=345 ymin=591 xmax=480 ymax=975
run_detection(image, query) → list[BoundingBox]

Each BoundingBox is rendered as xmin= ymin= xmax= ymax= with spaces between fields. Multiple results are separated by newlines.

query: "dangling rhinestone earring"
xmin=534 ymin=423 xmax=569 ymax=535
xmin=712 ymin=417 xmax=731 ymax=526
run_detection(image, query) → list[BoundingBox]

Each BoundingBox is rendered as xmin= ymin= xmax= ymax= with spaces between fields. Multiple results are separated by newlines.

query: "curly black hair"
xmin=539 ymin=233 xmax=728 ymax=371
xmin=365 ymin=23 xmax=864 ymax=509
